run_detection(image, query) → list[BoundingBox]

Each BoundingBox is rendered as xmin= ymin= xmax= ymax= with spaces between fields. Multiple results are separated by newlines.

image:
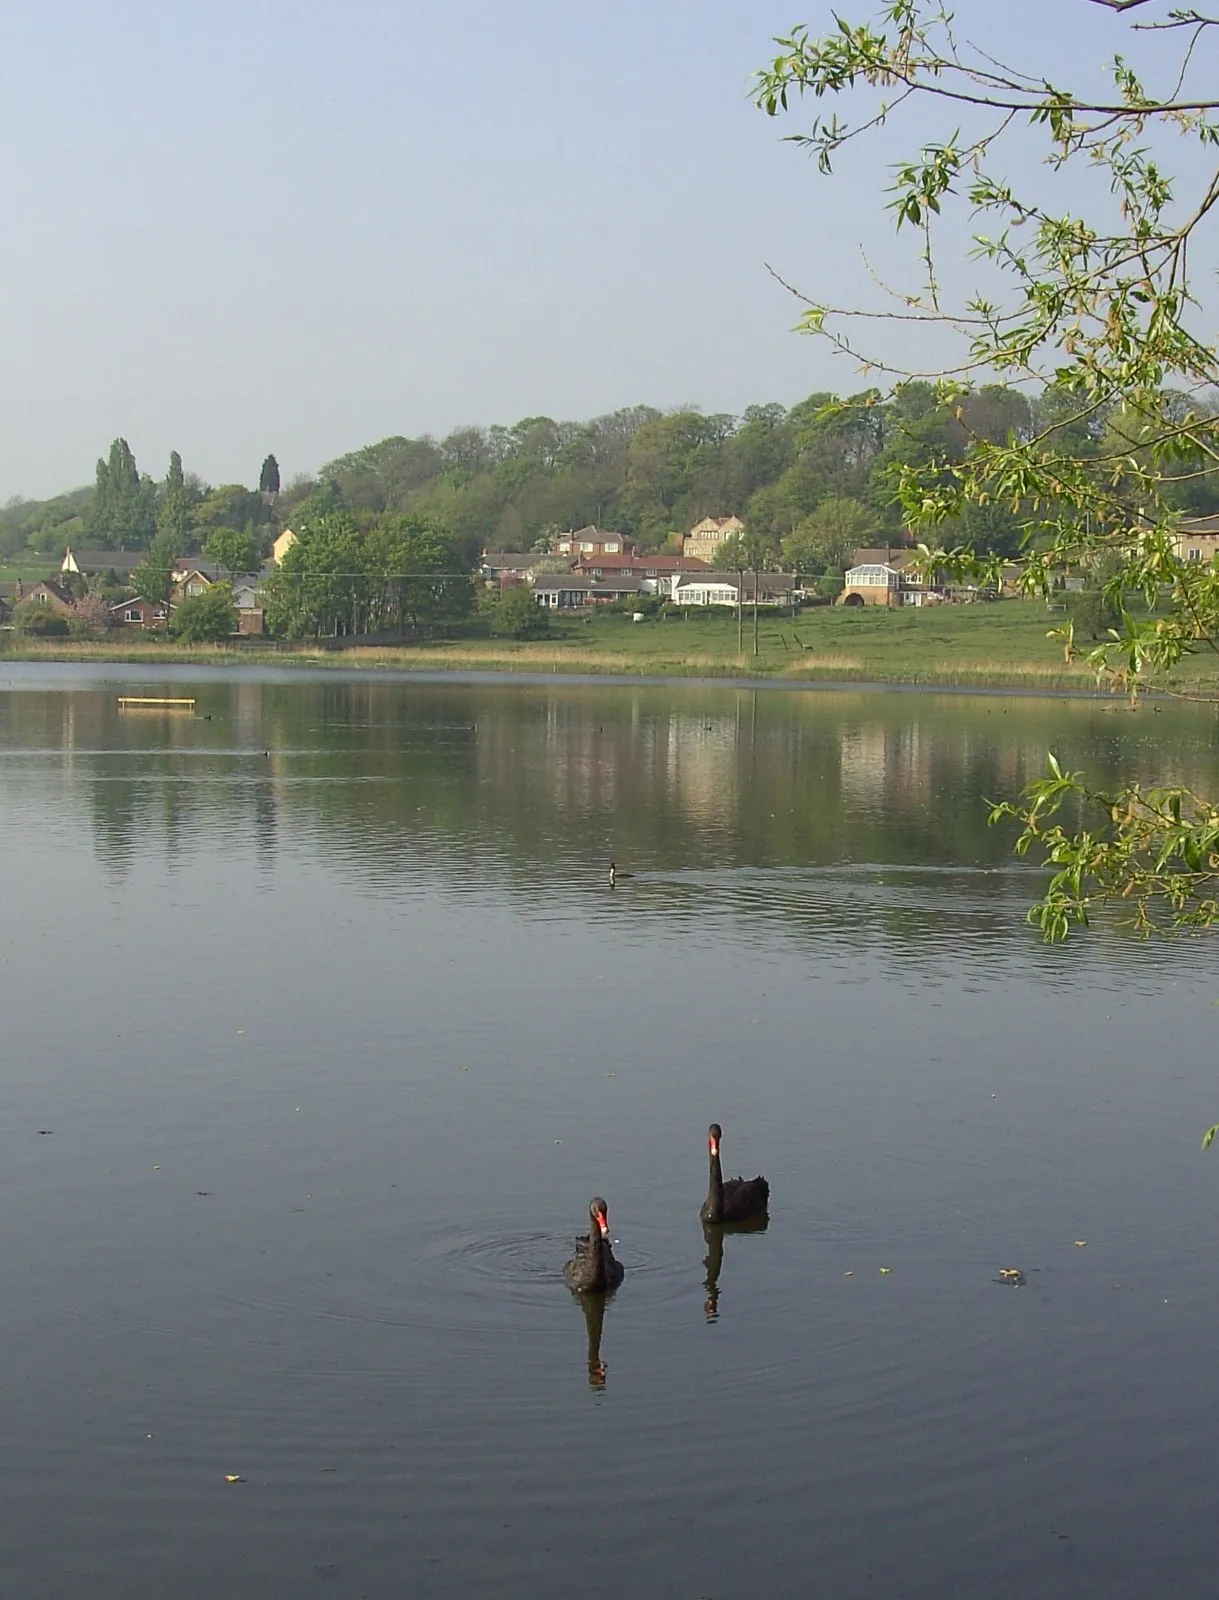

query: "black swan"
xmin=700 ymin=1123 xmax=769 ymax=1223
xmin=563 ymin=1197 xmax=624 ymax=1292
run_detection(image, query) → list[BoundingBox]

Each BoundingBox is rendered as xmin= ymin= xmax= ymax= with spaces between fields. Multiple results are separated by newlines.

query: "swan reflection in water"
xmin=577 ymin=1290 xmax=611 ymax=1388
xmin=702 ymin=1217 xmax=769 ymax=1323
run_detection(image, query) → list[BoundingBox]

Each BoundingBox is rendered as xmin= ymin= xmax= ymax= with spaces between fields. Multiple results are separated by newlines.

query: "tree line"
xmin=6 ymin=381 xmax=1218 ymax=581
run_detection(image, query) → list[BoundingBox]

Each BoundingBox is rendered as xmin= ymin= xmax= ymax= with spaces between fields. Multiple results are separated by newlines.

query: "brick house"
xmin=681 ymin=516 xmax=744 ymax=561
xmin=12 ymin=579 xmax=74 ymax=615
xmin=554 ymin=526 xmax=638 ymax=558
xmin=107 ymin=597 xmax=169 ymax=629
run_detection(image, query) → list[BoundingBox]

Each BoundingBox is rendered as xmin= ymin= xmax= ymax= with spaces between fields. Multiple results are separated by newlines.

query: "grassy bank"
xmin=5 ymin=601 xmax=1218 ymax=693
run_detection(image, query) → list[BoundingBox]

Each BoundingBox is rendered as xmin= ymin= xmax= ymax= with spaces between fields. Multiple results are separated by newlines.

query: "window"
xmin=1190 ymin=549 xmax=1202 ymax=561
xmin=646 ymin=569 xmax=657 ymax=578
xmin=604 ymin=542 xmax=619 ymax=553
xmin=124 ymin=608 xmax=140 ymax=623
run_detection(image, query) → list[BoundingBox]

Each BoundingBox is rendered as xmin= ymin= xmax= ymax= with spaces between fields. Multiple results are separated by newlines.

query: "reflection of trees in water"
xmin=6 ymin=682 xmax=1217 ymax=963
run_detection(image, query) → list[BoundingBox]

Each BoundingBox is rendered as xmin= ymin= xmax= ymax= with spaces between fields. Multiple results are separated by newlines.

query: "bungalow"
xmin=554 ymin=526 xmax=637 ymax=558
xmin=670 ymin=571 xmax=797 ymax=608
xmin=682 ymin=516 xmax=744 ymax=561
xmin=107 ymin=596 xmax=168 ymax=629
xmin=532 ymin=573 xmax=646 ymax=609
xmin=572 ymin=554 xmax=709 ymax=594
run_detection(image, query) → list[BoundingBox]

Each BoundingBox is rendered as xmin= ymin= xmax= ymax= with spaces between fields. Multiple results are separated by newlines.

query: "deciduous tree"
xmin=755 ymin=0 xmax=1219 ymax=940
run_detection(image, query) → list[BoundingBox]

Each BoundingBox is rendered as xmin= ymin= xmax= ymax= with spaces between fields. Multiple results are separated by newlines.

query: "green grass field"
xmin=0 ymin=561 xmax=65 ymax=585
xmin=6 ymin=599 xmax=1218 ymax=694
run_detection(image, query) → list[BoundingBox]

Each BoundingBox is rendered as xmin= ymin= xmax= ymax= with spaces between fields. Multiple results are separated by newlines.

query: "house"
xmin=572 ymin=554 xmax=709 ymax=595
xmin=481 ymin=552 xmax=559 ymax=585
xmin=532 ymin=573 xmax=646 ymax=609
xmin=670 ymin=571 xmax=798 ymax=608
xmin=1174 ymin=515 xmax=1219 ymax=563
xmin=272 ymin=529 xmax=298 ymax=565
xmin=232 ymin=581 xmax=265 ymax=635
xmin=852 ymin=546 xmax=919 ymax=571
xmin=682 ymin=516 xmax=744 ymax=561
xmin=841 ymin=551 xmax=944 ymax=606
xmin=173 ymin=568 xmax=214 ymax=602
xmin=0 ymin=596 xmax=11 ymax=624
xmin=840 ymin=562 xmax=903 ymax=606
xmin=12 ymin=578 xmax=74 ymax=614
xmin=107 ymin=596 xmax=168 ymax=629
xmin=554 ymin=526 xmax=637 ymax=558
xmin=61 ymin=547 xmax=146 ymax=579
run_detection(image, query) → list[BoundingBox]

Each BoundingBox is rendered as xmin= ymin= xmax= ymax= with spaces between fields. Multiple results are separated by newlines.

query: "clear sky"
xmin=0 ymin=0 xmax=1208 ymax=499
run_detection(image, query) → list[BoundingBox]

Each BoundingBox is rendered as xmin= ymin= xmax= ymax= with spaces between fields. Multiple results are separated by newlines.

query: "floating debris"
xmin=997 ymin=1267 xmax=1025 ymax=1286
xmin=879 ymin=1267 xmax=892 ymax=1275
xmin=224 ymin=1474 xmax=245 ymax=1484
xmin=1074 ymin=1240 xmax=1088 ymax=1248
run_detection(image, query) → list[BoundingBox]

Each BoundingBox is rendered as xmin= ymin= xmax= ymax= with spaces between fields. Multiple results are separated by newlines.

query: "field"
xmin=6 ymin=599 xmax=1219 ymax=694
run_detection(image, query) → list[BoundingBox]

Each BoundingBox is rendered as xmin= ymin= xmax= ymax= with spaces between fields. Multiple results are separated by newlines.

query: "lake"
xmin=1 ymin=661 xmax=1218 ymax=1598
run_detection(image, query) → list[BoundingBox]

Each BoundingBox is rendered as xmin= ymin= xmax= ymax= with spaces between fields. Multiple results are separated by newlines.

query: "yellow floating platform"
xmin=117 ymin=696 xmax=197 ymax=710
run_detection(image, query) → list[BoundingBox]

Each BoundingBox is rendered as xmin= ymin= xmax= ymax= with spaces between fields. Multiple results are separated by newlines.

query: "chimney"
xmin=14 ymin=580 xmax=22 ymax=601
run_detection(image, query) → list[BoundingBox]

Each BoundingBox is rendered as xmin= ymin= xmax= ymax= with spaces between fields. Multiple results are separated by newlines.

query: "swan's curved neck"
xmin=705 ymin=1146 xmax=724 ymax=1220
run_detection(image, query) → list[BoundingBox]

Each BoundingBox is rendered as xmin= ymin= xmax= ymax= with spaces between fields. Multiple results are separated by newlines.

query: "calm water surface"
xmin=2 ymin=663 xmax=1218 ymax=1598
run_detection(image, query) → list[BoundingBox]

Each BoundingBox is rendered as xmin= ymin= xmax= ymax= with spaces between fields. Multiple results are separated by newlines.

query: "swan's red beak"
xmin=596 ymin=1211 xmax=609 ymax=1237
xmin=709 ymin=1136 xmax=719 ymax=1156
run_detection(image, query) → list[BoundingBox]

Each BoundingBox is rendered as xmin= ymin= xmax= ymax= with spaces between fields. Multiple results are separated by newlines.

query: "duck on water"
xmin=563 ymin=1197 xmax=625 ymax=1292
xmin=607 ymin=862 xmax=634 ymax=888
xmin=700 ymin=1123 xmax=769 ymax=1224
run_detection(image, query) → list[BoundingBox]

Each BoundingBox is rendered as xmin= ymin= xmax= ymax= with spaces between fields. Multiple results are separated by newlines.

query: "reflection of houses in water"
xmin=471 ymin=694 xmax=750 ymax=832
xmin=235 ymin=682 xmax=265 ymax=747
xmin=838 ymin=724 xmax=888 ymax=812
xmin=838 ymin=721 xmax=930 ymax=814
xmin=665 ymin=714 xmax=739 ymax=826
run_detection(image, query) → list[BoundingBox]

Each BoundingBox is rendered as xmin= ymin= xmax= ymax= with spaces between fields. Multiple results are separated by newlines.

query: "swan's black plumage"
xmin=700 ymin=1123 xmax=769 ymax=1223
xmin=563 ymin=1197 xmax=624 ymax=1292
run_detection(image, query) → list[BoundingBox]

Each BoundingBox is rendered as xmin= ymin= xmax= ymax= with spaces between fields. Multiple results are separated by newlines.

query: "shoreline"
xmin=0 ymin=643 xmax=1151 ymax=699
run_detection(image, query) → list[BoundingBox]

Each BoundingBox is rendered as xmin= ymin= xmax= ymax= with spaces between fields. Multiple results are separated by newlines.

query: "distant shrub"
xmin=492 ymin=586 xmax=551 ymax=640
xmin=1065 ymin=590 xmax=1120 ymax=639
xmin=17 ymin=605 xmax=70 ymax=637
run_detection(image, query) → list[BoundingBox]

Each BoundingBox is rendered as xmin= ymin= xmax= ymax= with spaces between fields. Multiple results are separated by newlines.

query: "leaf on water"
xmin=879 ymin=1267 xmax=892 ymax=1274
xmin=1074 ymin=1240 xmax=1088 ymax=1247
xmin=843 ymin=1270 xmax=854 ymax=1277
xmin=999 ymin=1267 xmax=1022 ymax=1279
xmin=224 ymin=1474 xmax=244 ymax=1483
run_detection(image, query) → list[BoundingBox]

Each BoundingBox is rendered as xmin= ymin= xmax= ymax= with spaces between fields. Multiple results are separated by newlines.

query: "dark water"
xmin=2 ymin=662 xmax=1218 ymax=1598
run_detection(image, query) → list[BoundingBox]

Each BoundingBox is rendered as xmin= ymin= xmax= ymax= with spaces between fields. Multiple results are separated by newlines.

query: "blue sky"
xmin=0 ymin=0 xmax=1211 ymax=498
